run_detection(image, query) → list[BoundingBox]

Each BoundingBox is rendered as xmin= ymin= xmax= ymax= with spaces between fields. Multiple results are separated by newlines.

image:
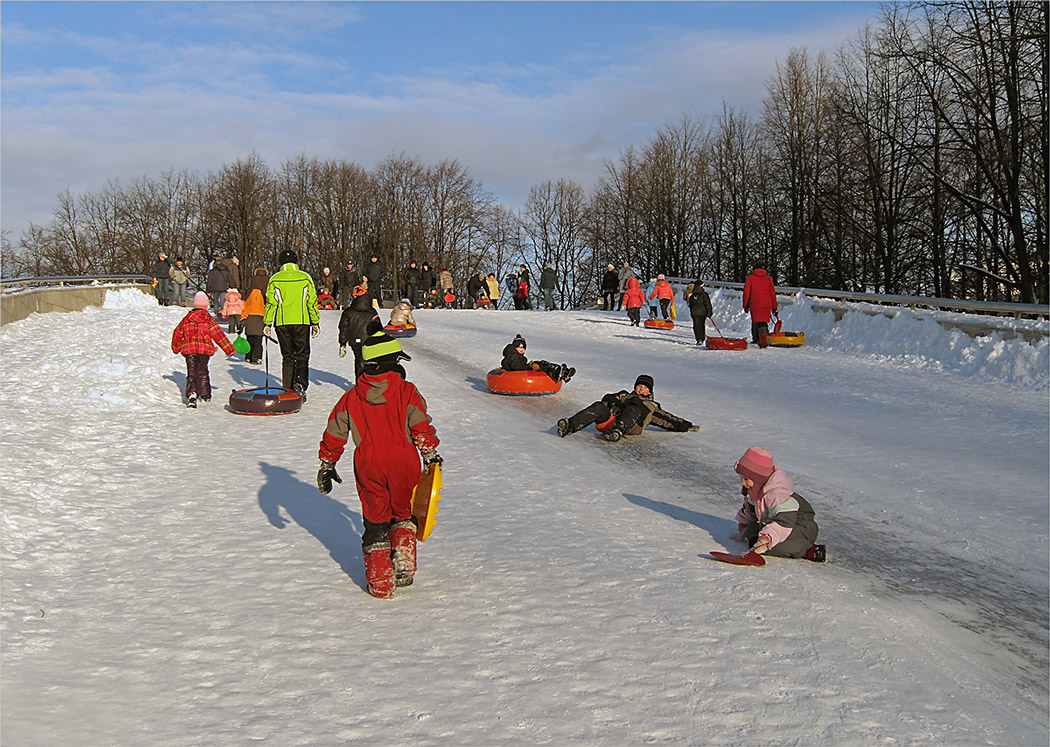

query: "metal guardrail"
xmin=662 ymin=277 xmax=1049 ymax=320
xmin=0 ymin=275 xmax=152 ymax=293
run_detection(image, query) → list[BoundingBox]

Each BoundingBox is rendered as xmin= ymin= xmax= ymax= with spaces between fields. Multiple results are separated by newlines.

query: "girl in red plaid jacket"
xmin=171 ymin=292 xmax=236 ymax=407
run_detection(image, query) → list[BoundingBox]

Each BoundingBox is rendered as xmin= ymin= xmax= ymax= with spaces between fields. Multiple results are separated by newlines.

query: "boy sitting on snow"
xmin=317 ymin=326 xmax=441 ymax=599
xmin=557 ymin=374 xmax=698 ymax=441
xmin=501 ymin=334 xmax=575 ymax=383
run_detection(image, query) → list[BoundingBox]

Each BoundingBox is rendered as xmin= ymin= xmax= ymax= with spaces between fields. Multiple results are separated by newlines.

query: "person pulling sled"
xmin=316 ymin=326 xmax=442 ymax=598
xmin=501 ymin=334 xmax=575 ymax=383
xmin=556 ymin=374 xmax=698 ymax=441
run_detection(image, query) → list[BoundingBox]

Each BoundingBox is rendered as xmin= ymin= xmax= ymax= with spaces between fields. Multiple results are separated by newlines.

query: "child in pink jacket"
xmin=221 ymin=288 xmax=245 ymax=333
xmin=729 ymin=446 xmax=825 ymax=562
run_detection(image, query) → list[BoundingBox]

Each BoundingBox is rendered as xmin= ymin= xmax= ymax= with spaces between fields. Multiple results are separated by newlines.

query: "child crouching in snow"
xmin=171 ymin=291 xmax=236 ymax=407
xmin=316 ymin=326 xmax=441 ymax=599
xmin=500 ymin=334 xmax=575 ymax=383
xmin=730 ymin=446 xmax=825 ymax=562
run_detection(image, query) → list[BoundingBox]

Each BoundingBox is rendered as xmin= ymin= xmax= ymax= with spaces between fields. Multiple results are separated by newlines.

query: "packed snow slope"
xmin=2 ymin=288 xmax=1048 ymax=745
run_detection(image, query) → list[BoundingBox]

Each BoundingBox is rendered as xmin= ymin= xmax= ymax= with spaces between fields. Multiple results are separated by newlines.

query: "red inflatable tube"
xmin=486 ymin=368 xmax=562 ymax=396
xmin=706 ymin=336 xmax=748 ymax=351
xmin=643 ymin=319 xmax=675 ymax=329
xmin=228 ymin=387 xmax=303 ymax=415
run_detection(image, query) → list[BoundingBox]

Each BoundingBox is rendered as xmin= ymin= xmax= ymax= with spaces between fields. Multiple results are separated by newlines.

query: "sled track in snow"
xmin=408 ymin=335 xmax=1049 ymax=697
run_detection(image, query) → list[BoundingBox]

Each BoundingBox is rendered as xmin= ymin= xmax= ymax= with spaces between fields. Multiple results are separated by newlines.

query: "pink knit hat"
xmin=193 ymin=291 xmax=210 ymax=309
xmin=734 ymin=446 xmax=775 ymax=484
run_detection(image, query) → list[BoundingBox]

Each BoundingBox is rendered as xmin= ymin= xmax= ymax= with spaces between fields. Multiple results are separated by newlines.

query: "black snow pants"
xmin=276 ymin=324 xmax=312 ymax=392
xmin=691 ymin=314 xmax=708 ymax=343
xmin=566 ymin=399 xmax=648 ymax=434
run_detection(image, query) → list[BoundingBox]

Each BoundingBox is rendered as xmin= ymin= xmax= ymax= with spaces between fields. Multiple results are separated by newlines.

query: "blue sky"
xmin=2 ymin=1 xmax=884 ymax=246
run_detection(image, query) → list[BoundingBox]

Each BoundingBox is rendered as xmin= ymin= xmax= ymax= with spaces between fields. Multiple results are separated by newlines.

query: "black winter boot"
xmin=557 ymin=419 xmax=572 ymax=438
xmin=560 ymin=365 xmax=575 ymax=383
xmin=603 ymin=426 xmax=625 ymax=442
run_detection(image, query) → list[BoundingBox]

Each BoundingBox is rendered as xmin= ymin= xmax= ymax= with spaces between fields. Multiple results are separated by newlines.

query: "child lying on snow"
xmin=556 ymin=374 xmax=699 ymax=441
xmin=730 ymin=446 xmax=826 ymax=562
xmin=500 ymin=334 xmax=575 ymax=383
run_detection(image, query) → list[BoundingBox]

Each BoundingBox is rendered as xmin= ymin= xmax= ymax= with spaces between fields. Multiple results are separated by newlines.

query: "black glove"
xmin=600 ymin=393 xmax=617 ymax=408
xmin=421 ymin=449 xmax=443 ymax=468
xmin=316 ymin=460 xmax=342 ymax=494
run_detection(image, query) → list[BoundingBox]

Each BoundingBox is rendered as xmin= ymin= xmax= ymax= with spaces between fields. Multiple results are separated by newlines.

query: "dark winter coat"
xmin=420 ymin=264 xmax=436 ymax=290
xmin=340 ymin=265 xmax=360 ymax=292
xmin=206 ymin=261 xmax=233 ymax=293
xmin=467 ymin=274 xmax=484 ymax=298
xmin=501 ymin=343 xmax=531 ymax=372
xmin=539 ymin=267 xmax=557 ymax=290
xmin=338 ymin=295 xmax=380 ymax=347
xmin=226 ymin=259 xmax=241 ymax=289
xmin=403 ymin=265 xmax=422 ymax=288
xmin=250 ymin=268 xmax=270 ymax=294
xmin=688 ymin=286 xmax=713 ymax=318
xmin=601 ymin=269 xmax=620 ymax=293
xmin=742 ymin=268 xmax=777 ymax=323
xmin=364 ymin=258 xmax=385 ymax=285
xmin=151 ymin=256 xmax=171 ymax=279
xmin=599 ymin=389 xmax=694 ymax=435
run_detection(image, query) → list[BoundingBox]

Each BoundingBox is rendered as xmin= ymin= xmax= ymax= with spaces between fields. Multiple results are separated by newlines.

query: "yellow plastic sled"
xmin=411 ymin=463 xmax=444 ymax=541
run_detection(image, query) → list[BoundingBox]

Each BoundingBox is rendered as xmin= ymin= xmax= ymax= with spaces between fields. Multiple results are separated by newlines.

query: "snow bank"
xmin=102 ymin=287 xmax=159 ymax=310
xmin=704 ymin=289 xmax=1049 ymax=390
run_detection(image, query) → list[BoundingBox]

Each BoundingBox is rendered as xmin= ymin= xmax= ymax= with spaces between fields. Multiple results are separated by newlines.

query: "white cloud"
xmin=2 ymin=11 xmax=875 ymax=245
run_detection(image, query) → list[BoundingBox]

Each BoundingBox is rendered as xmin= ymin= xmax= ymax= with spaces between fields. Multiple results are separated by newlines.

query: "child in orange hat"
xmin=730 ymin=446 xmax=825 ymax=562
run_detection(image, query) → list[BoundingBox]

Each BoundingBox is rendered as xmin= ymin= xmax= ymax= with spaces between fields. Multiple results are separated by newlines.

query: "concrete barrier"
xmin=1 ymin=284 xmax=155 ymax=326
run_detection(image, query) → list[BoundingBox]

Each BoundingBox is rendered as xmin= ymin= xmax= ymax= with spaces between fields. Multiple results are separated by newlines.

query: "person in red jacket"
xmin=742 ymin=267 xmax=778 ymax=346
xmin=622 ymin=277 xmax=646 ymax=327
xmin=647 ymin=274 xmax=676 ymax=319
xmin=171 ymin=292 xmax=236 ymax=407
xmin=316 ymin=321 xmax=441 ymax=599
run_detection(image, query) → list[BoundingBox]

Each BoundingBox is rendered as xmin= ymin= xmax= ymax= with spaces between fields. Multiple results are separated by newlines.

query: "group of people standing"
xmin=600 ymin=263 xmax=780 ymax=346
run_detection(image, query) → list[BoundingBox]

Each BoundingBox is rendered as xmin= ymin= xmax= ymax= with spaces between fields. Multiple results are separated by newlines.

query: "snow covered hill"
xmin=2 ymin=288 xmax=1047 ymax=745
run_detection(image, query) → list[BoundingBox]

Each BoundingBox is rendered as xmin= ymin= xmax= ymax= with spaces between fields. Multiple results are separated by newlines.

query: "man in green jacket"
xmin=264 ymin=250 xmax=320 ymax=399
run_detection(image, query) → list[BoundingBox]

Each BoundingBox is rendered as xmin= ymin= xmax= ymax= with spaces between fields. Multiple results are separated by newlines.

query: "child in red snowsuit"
xmin=171 ymin=291 xmax=236 ymax=407
xmin=316 ymin=322 xmax=441 ymax=598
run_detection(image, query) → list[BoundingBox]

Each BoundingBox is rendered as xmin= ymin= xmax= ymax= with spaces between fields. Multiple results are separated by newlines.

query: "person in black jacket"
xmin=419 ymin=262 xmax=436 ymax=307
xmin=539 ymin=263 xmax=558 ymax=310
xmin=151 ymin=252 xmax=172 ymax=306
xmin=339 ymin=260 xmax=360 ymax=309
xmin=364 ymin=255 xmax=385 ymax=307
xmin=687 ymin=280 xmax=714 ymax=344
xmin=556 ymin=374 xmax=699 ymax=441
xmin=338 ymin=292 xmax=380 ymax=377
xmin=466 ymin=272 xmax=485 ymax=310
xmin=402 ymin=261 xmax=422 ymax=307
xmin=600 ymin=264 xmax=619 ymax=311
xmin=500 ymin=334 xmax=574 ymax=383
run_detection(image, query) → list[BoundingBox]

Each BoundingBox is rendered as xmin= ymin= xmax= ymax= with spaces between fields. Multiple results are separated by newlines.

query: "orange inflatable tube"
xmin=486 ymin=368 xmax=562 ymax=396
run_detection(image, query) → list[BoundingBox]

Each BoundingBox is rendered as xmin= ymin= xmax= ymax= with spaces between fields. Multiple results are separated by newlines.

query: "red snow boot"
xmin=389 ymin=519 xmax=417 ymax=587
xmin=363 ymin=543 xmax=395 ymax=599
